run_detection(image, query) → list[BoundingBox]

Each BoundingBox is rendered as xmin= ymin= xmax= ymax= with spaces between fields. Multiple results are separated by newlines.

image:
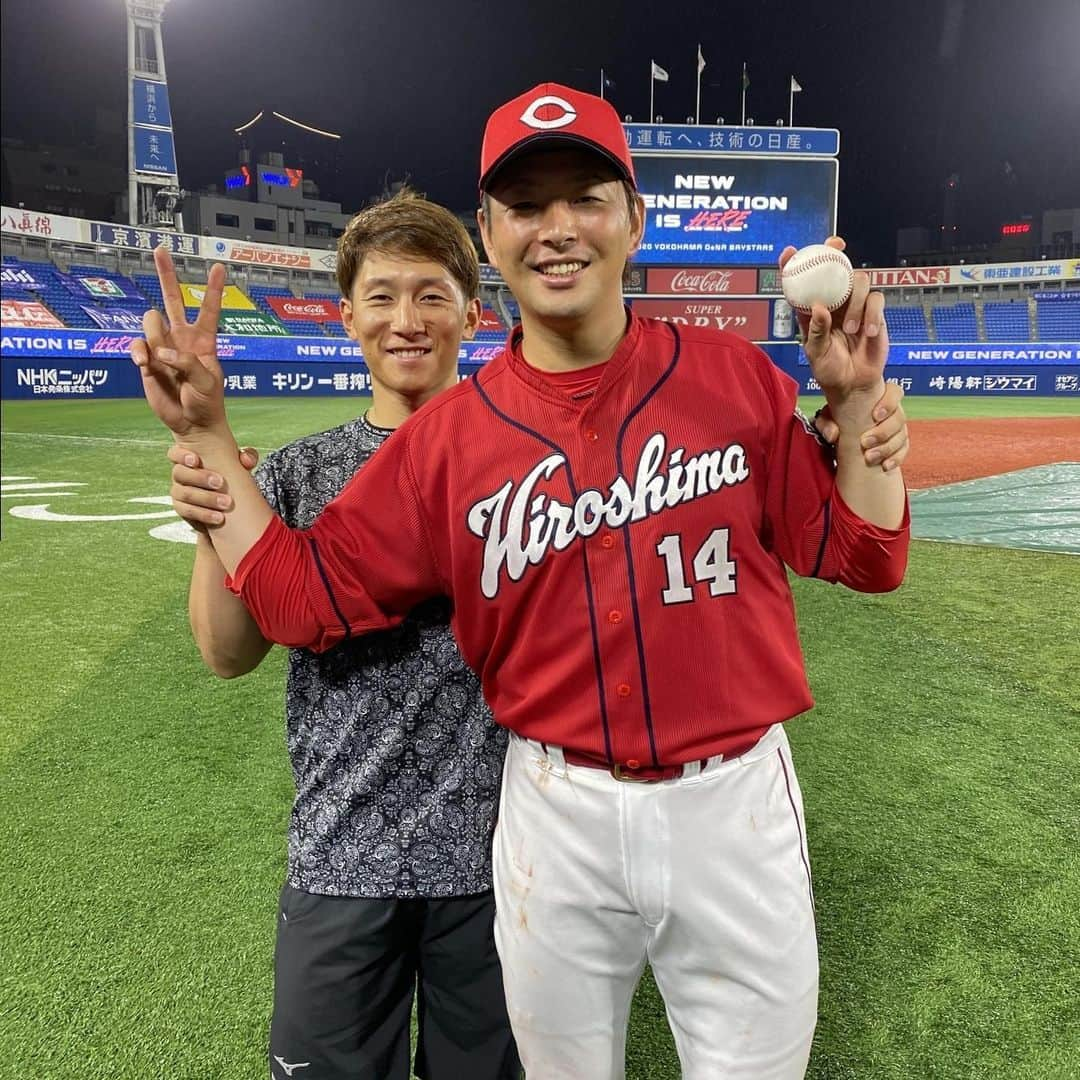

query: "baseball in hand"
xmin=781 ymin=244 xmax=854 ymax=314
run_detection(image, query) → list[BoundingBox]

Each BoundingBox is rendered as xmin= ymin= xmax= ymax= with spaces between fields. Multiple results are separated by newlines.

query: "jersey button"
xmin=607 ymin=610 xmax=623 ymax=624
xmin=584 ymin=428 xmax=599 ymax=442
xmin=600 ymin=534 xmax=616 ymax=549
xmin=616 ymin=683 xmax=632 ymax=698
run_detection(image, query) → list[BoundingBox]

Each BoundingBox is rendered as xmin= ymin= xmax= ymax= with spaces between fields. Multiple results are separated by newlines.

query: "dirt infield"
xmin=903 ymin=416 xmax=1080 ymax=489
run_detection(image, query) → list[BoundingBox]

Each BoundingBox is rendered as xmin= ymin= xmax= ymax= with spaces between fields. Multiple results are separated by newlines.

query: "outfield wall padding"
xmin=2 ymin=333 xmax=1077 ymax=398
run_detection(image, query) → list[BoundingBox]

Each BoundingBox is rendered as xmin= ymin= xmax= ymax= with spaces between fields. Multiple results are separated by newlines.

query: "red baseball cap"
xmin=479 ymin=83 xmax=636 ymax=193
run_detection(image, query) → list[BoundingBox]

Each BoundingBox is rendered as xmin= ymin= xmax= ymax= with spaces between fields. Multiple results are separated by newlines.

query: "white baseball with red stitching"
xmin=781 ymin=244 xmax=854 ymax=313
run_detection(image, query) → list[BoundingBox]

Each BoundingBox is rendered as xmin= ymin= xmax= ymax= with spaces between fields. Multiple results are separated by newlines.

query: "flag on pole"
xmin=788 ymin=75 xmax=802 ymax=126
xmin=741 ymin=63 xmax=750 ymax=91
xmin=650 ymin=61 xmax=668 ymax=122
xmin=695 ymin=46 xmax=706 ymax=125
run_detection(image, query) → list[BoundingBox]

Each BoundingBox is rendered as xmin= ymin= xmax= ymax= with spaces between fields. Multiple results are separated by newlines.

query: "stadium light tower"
xmin=125 ymin=0 xmax=184 ymax=230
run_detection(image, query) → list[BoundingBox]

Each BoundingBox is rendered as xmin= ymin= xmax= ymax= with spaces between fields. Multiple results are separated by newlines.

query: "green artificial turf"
xmin=2 ymin=396 xmax=1077 ymax=1078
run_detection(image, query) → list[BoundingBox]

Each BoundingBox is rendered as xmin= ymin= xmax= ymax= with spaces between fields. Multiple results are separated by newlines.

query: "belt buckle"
xmin=611 ymin=763 xmax=653 ymax=783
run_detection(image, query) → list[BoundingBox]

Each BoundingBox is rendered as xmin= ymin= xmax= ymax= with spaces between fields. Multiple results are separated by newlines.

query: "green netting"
xmin=910 ymin=463 xmax=1080 ymax=555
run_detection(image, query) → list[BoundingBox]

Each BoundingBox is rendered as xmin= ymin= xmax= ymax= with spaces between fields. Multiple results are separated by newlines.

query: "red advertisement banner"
xmin=868 ymin=267 xmax=949 ymax=288
xmin=267 ymin=296 xmax=340 ymax=322
xmin=478 ymin=307 xmax=505 ymax=332
xmin=645 ymin=267 xmax=759 ymax=295
xmin=1 ymin=300 xmax=65 ymax=329
xmin=632 ymin=298 xmax=770 ymax=340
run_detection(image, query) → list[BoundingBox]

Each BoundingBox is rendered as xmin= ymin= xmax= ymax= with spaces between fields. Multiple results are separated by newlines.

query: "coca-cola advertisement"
xmin=267 ymin=296 xmax=341 ymax=322
xmin=632 ymin=298 xmax=770 ymax=341
xmin=646 ymin=268 xmax=758 ymax=295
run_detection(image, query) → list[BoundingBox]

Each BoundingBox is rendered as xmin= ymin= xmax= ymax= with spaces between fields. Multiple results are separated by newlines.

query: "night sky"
xmin=3 ymin=0 xmax=1079 ymax=265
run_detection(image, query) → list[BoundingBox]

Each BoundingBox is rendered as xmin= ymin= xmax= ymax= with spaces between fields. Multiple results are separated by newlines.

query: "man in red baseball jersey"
xmin=134 ymin=84 xmax=908 ymax=1078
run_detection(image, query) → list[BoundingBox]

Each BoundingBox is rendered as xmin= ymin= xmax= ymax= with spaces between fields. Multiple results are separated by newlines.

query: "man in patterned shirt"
xmin=158 ymin=192 xmax=520 ymax=1080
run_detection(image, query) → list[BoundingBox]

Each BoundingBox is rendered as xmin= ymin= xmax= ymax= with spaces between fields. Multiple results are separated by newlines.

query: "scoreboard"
xmin=625 ymin=123 xmax=839 ymax=269
xmin=634 ymin=155 xmax=837 ymax=266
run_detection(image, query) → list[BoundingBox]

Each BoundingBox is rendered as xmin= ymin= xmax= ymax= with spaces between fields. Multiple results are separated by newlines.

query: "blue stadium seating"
xmin=67 ymin=264 xmax=150 ymax=307
xmin=7 ymin=250 xmax=1070 ymax=346
xmin=4 ymin=257 xmax=103 ymax=327
xmin=1035 ymin=299 xmax=1080 ymax=341
xmin=932 ymin=302 xmax=978 ymax=341
xmin=282 ymin=319 xmax=325 ymax=335
xmin=130 ymin=274 xmax=289 ymax=331
xmin=0 ymin=283 xmax=35 ymax=303
xmin=247 ymin=283 xmax=291 ymax=314
xmin=5 ymin=248 xmax=505 ymax=340
xmin=983 ymin=301 xmax=1031 ymax=342
xmin=131 ymin=273 xmax=165 ymax=311
xmin=884 ymin=305 xmax=929 ymax=342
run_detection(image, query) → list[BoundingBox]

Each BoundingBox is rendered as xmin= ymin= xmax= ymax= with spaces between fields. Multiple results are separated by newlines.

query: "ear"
xmin=340 ymin=296 xmax=357 ymax=340
xmin=477 ymin=205 xmax=499 ymax=272
xmin=462 ymin=297 xmax=483 ymax=341
xmin=627 ymin=193 xmax=646 ymax=258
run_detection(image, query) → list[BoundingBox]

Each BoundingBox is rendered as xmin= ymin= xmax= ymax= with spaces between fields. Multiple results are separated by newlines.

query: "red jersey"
xmin=231 ymin=315 xmax=909 ymax=768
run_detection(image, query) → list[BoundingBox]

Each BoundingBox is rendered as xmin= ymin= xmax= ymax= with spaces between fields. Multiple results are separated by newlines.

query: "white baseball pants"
xmin=492 ymin=723 xmax=818 ymax=1079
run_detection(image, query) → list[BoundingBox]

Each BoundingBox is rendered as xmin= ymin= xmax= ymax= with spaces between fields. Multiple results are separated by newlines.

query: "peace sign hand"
xmin=131 ymin=245 xmax=230 ymax=439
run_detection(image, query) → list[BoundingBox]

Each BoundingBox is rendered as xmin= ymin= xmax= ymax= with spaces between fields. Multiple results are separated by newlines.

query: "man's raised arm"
xmin=132 ymin=247 xmax=276 ymax=574
xmin=778 ymin=239 xmax=907 ymax=532
xmin=131 ymin=247 xmax=428 ymax=651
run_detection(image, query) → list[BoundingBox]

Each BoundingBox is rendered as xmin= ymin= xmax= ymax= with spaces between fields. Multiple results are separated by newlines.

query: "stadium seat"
xmin=983 ymin=301 xmax=1032 ymax=342
xmin=884 ymin=305 xmax=929 ymax=342
xmin=4 ymin=260 xmax=104 ymax=328
xmin=1034 ymin=299 xmax=1080 ymax=341
xmin=932 ymin=302 xmax=978 ymax=342
xmin=246 ymin=284 xmax=302 ymax=334
xmin=131 ymin=273 xmax=165 ymax=311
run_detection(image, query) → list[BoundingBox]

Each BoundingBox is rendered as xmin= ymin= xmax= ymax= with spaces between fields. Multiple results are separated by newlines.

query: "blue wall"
xmin=2 ymin=330 xmax=1077 ymax=399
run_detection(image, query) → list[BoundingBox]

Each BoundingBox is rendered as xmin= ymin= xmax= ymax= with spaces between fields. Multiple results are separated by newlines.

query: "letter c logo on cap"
xmin=520 ymin=95 xmax=577 ymax=130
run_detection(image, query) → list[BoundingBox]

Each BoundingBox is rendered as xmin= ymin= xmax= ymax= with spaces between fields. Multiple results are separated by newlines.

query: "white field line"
xmin=1 ymin=481 xmax=87 ymax=491
xmin=2 ymin=432 xmax=167 ymax=447
xmin=2 ymin=432 xmax=273 ymax=452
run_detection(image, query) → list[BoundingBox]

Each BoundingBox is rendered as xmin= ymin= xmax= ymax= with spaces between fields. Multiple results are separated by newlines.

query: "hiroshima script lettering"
xmin=466 ymin=432 xmax=749 ymax=599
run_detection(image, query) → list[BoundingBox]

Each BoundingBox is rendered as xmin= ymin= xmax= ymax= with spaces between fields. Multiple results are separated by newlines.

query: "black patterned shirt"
xmin=254 ymin=414 xmax=507 ymax=898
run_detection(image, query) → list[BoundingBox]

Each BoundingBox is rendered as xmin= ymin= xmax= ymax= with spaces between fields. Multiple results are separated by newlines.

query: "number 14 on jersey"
xmin=656 ymin=528 xmax=737 ymax=605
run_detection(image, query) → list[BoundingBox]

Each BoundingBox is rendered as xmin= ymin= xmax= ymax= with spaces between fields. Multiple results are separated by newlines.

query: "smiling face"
xmin=478 ymin=147 xmax=644 ymax=329
xmin=341 ymin=252 xmax=481 ymax=408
